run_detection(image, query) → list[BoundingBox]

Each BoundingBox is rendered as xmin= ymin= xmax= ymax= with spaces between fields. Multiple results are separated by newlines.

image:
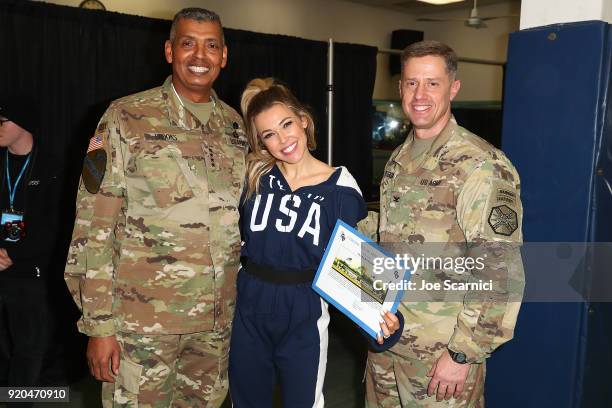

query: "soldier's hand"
xmin=376 ymin=309 xmax=401 ymax=344
xmin=87 ymin=335 xmax=121 ymax=383
xmin=426 ymin=350 xmax=470 ymax=401
xmin=0 ymin=248 xmax=13 ymax=271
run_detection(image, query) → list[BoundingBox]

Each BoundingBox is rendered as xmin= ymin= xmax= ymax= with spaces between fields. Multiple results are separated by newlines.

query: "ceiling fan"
xmin=416 ymin=0 xmax=518 ymax=29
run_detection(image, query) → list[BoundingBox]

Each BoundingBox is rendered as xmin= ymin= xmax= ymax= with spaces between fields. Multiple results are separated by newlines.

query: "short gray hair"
xmin=169 ymin=8 xmax=224 ymax=44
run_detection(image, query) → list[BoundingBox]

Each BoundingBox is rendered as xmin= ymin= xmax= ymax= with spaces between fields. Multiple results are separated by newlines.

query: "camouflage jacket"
xmin=65 ymin=76 xmax=247 ymax=337
xmin=379 ymin=119 xmax=524 ymax=363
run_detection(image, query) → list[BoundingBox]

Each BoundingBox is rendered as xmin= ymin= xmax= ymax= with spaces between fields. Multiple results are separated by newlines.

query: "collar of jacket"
xmin=392 ymin=116 xmax=459 ymax=174
xmin=161 ymin=75 xmax=226 ymax=133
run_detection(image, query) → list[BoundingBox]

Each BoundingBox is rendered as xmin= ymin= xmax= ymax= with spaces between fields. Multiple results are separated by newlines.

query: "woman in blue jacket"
xmin=229 ymin=78 xmax=402 ymax=407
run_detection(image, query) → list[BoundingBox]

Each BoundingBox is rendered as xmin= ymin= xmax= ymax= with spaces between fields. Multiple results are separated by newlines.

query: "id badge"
xmin=1 ymin=210 xmax=24 ymax=242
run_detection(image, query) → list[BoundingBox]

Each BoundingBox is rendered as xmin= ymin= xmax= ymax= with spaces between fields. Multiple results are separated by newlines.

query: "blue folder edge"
xmin=312 ymin=219 xmax=409 ymax=339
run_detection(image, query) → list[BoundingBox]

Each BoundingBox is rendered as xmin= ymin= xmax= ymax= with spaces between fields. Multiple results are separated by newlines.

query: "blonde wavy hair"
xmin=241 ymin=78 xmax=317 ymax=198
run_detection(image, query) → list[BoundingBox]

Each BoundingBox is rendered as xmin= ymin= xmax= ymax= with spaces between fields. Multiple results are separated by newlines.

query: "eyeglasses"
xmin=0 ymin=118 xmax=9 ymax=127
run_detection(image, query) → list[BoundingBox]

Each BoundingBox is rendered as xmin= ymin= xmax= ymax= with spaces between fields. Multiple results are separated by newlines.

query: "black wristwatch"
xmin=448 ymin=348 xmax=468 ymax=364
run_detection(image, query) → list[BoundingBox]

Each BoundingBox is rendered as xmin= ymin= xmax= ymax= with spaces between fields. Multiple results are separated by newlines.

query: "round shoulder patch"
xmin=487 ymin=204 xmax=518 ymax=236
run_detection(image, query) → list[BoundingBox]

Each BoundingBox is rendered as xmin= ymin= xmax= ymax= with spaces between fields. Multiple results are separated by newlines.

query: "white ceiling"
xmin=344 ymin=0 xmax=520 ymax=16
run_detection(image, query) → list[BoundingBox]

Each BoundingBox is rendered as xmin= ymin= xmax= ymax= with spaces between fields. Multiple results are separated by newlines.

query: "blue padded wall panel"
xmin=486 ymin=21 xmax=611 ymax=408
xmin=487 ymin=303 xmax=584 ymax=408
xmin=501 ymin=21 xmax=608 ymax=243
xmin=581 ymin=23 xmax=612 ymax=408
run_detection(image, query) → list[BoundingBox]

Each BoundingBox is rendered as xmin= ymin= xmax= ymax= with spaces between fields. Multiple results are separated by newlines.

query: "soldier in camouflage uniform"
xmin=364 ymin=41 xmax=524 ymax=407
xmin=64 ymin=8 xmax=247 ymax=408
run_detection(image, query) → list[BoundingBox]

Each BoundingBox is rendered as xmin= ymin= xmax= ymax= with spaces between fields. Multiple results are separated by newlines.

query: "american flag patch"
xmin=87 ymin=133 xmax=103 ymax=153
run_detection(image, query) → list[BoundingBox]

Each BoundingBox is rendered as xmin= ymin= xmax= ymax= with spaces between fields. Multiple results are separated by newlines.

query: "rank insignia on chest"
xmin=384 ymin=171 xmax=395 ymax=179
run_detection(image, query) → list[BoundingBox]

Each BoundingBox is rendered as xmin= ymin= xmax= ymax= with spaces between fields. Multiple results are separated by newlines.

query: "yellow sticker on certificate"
xmin=312 ymin=219 xmax=410 ymax=339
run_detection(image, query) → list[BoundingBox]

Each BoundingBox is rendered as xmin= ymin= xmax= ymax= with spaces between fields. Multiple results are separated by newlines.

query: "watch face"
xmin=454 ymin=352 xmax=467 ymax=364
xmin=79 ymin=0 xmax=106 ymax=10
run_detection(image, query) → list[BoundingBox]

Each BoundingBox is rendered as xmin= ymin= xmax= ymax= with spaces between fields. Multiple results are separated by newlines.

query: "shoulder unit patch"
xmin=488 ymin=204 xmax=518 ymax=236
xmin=82 ymin=126 xmax=108 ymax=194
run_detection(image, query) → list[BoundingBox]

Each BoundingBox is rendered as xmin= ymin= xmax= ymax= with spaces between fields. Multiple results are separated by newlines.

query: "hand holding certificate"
xmin=312 ymin=220 xmax=410 ymax=339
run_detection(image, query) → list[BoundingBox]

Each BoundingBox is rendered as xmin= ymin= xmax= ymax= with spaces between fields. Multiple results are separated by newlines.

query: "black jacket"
xmin=0 ymin=144 xmax=65 ymax=280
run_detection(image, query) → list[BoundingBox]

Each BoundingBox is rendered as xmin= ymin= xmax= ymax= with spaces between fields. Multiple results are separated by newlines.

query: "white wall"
xmin=521 ymin=0 xmax=612 ymax=30
xmin=605 ymin=0 xmax=612 ymax=23
xmin=35 ymin=0 xmax=517 ymax=102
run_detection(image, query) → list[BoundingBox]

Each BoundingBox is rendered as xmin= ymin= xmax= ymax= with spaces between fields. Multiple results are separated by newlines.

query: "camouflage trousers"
xmin=365 ymin=308 xmax=485 ymax=408
xmin=101 ymin=328 xmax=230 ymax=408
xmin=365 ymin=350 xmax=485 ymax=408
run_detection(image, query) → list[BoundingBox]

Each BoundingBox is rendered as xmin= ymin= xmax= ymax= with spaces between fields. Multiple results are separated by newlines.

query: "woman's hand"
xmin=376 ymin=309 xmax=401 ymax=344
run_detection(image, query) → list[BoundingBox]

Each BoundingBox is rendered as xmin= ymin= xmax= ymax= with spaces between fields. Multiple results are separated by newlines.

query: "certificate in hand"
xmin=312 ymin=220 xmax=409 ymax=339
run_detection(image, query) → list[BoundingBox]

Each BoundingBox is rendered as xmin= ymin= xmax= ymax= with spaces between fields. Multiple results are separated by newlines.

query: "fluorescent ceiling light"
xmin=416 ymin=0 xmax=465 ymax=5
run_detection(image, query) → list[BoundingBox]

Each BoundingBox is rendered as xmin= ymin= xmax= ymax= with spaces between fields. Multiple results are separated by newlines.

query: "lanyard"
xmin=5 ymin=150 xmax=31 ymax=211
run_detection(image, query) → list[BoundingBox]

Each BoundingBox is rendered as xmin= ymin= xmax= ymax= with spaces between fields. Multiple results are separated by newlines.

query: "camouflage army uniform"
xmin=365 ymin=120 xmax=524 ymax=407
xmin=65 ymin=76 xmax=247 ymax=407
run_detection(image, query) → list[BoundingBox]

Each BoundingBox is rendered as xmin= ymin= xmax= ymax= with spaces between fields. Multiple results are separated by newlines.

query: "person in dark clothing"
xmin=0 ymin=95 xmax=65 ymax=391
xmin=229 ymin=79 xmax=403 ymax=408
